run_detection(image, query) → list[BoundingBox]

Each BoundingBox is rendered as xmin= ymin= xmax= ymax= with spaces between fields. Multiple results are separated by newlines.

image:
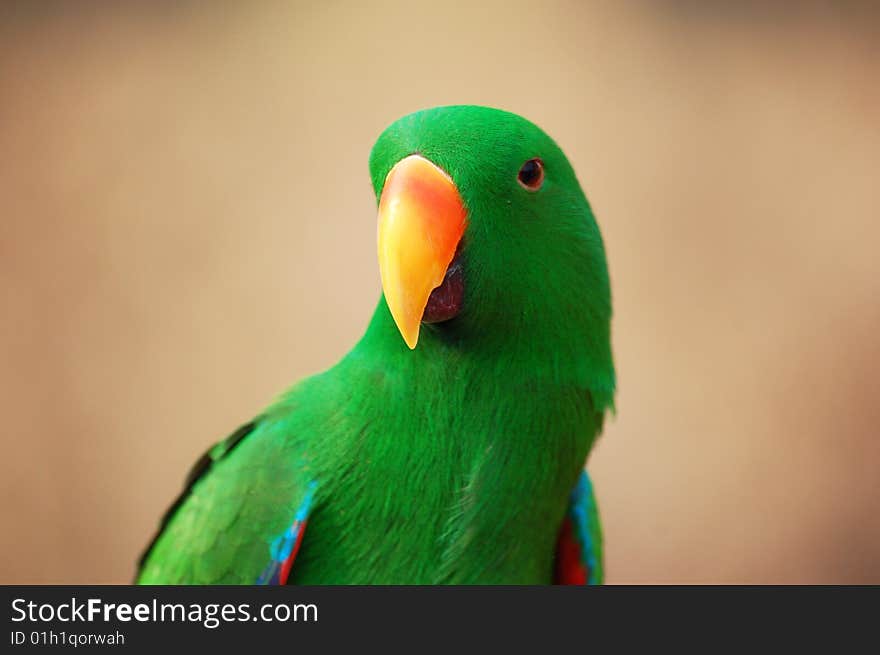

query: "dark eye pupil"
xmin=517 ymin=158 xmax=544 ymax=189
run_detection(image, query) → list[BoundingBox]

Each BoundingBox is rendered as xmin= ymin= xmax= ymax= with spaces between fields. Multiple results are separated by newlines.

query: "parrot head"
xmin=370 ymin=106 xmax=614 ymax=404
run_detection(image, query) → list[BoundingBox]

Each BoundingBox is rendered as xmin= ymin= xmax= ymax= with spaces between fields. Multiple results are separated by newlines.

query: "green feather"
xmin=137 ymin=105 xmax=615 ymax=584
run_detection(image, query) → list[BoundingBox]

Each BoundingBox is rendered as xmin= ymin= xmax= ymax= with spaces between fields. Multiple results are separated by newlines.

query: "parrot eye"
xmin=517 ymin=158 xmax=544 ymax=191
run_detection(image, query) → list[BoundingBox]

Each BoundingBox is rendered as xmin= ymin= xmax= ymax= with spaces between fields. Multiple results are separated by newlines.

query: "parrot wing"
xmin=554 ymin=470 xmax=604 ymax=585
xmin=136 ymin=417 xmax=315 ymax=585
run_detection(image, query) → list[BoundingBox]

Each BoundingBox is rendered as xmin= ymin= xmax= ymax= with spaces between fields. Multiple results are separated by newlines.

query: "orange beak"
xmin=377 ymin=155 xmax=467 ymax=349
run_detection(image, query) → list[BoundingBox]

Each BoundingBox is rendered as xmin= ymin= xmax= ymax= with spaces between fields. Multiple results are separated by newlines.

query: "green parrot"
xmin=137 ymin=105 xmax=615 ymax=585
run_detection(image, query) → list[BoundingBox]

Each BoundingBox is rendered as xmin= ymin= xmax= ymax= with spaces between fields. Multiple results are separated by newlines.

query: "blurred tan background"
xmin=1 ymin=1 xmax=878 ymax=584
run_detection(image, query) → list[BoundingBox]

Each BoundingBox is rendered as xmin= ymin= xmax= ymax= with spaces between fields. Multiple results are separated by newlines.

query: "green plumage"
xmin=138 ymin=106 xmax=615 ymax=584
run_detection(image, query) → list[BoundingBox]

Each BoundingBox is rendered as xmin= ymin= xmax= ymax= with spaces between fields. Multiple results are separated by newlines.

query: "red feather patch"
xmin=555 ymin=516 xmax=589 ymax=585
xmin=278 ymin=520 xmax=307 ymax=585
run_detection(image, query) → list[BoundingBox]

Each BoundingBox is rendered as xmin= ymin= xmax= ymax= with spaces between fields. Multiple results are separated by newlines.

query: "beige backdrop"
xmin=1 ymin=1 xmax=878 ymax=584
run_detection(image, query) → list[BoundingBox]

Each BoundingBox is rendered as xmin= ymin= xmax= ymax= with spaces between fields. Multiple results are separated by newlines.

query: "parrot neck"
xmin=356 ymin=295 xmax=614 ymax=411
